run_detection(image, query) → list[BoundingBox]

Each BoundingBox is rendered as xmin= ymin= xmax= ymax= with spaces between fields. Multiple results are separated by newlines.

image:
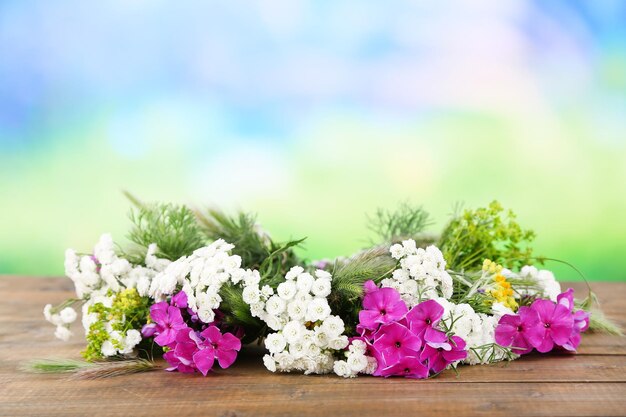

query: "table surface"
xmin=1 ymin=277 xmax=625 ymax=417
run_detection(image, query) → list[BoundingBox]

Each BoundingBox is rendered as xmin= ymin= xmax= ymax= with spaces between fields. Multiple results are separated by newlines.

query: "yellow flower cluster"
xmin=482 ymin=259 xmax=518 ymax=311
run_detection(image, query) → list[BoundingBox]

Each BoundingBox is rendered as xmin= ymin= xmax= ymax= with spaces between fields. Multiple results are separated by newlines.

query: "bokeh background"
xmin=1 ymin=1 xmax=625 ymax=281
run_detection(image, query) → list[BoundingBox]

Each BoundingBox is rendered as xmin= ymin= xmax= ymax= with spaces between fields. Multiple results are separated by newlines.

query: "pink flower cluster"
xmin=355 ymin=280 xmax=467 ymax=379
xmin=495 ymin=288 xmax=590 ymax=354
xmin=143 ymin=291 xmax=242 ymax=376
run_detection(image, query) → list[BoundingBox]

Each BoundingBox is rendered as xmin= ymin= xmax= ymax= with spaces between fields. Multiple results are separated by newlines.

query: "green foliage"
xmin=128 ymin=202 xmax=206 ymax=261
xmin=329 ymin=246 xmax=398 ymax=333
xmin=197 ymin=209 xmax=304 ymax=338
xmin=576 ymin=290 xmax=623 ymax=336
xmin=469 ymin=343 xmax=518 ymax=364
xmin=368 ymin=202 xmax=434 ymax=244
xmin=22 ymin=358 xmax=88 ymax=374
xmin=219 ymin=284 xmax=265 ymax=344
xmin=196 ymin=209 xmax=302 ymax=282
xmin=22 ymin=358 xmax=159 ymax=379
xmin=438 ymin=201 xmax=537 ymax=271
xmin=587 ymin=311 xmax=623 ymax=336
xmin=82 ymin=288 xmax=151 ymax=361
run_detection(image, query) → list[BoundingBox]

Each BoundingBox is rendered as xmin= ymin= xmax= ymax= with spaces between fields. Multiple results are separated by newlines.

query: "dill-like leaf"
xmin=127 ymin=202 xmax=206 ymax=261
xmin=329 ymin=246 xmax=397 ymax=333
xmin=367 ymin=202 xmax=433 ymax=243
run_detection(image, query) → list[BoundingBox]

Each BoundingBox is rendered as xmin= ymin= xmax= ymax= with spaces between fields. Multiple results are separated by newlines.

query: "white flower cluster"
xmin=149 ymin=239 xmax=258 ymax=324
xmin=50 ymin=234 xmax=170 ymax=343
xmin=385 ymin=240 xmax=453 ymax=305
xmin=252 ymin=266 xmax=349 ymax=375
xmin=43 ymin=304 xmax=77 ymax=341
xmin=64 ymin=234 xmax=169 ymax=299
xmin=435 ymin=298 xmax=511 ymax=365
xmin=100 ymin=329 xmax=143 ymax=357
xmin=517 ymin=265 xmax=561 ymax=302
xmin=333 ymin=339 xmax=377 ymax=378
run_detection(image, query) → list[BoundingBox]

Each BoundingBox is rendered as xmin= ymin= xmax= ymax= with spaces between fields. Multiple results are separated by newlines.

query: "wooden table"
xmin=1 ymin=277 xmax=625 ymax=417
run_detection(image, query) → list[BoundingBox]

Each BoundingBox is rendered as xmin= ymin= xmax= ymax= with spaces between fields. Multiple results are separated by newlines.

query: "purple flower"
xmin=358 ymin=280 xmax=408 ymax=330
xmin=527 ymin=299 xmax=574 ymax=353
xmin=404 ymin=299 xmax=444 ymax=338
xmin=372 ymin=322 xmax=422 ymax=367
xmin=149 ymin=302 xmax=188 ymax=346
xmin=495 ymin=306 xmax=541 ymax=354
xmin=420 ymin=330 xmax=467 ymax=374
xmin=379 ymin=356 xmax=429 ymax=379
xmin=141 ymin=323 xmax=157 ymax=338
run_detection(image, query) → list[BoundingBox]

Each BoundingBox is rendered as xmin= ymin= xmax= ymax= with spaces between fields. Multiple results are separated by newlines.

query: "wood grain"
xmin=1 ymin=277 xmax=625 ymax=417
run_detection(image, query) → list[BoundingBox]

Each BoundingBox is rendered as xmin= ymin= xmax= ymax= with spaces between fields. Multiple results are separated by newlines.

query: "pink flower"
xmin=372 ymin=322 xmax=422 ymax=366
xmin=404 ymin=299 xmax=444 ymax=339
xmin=150 ymin=302 xmax=188 ymax=346
xmin=197 ymin=326 xmax=242 ymax=371
xmin=358 ymin=280 xmax=408 ymax=330
xmin=527 ymin=299 xmax=574 ymax=353
xmin=379 ymin=356 xmax=429 ymax=379
xmin=163 ymin=350 xmax=195 ymax=374
xmin=171 ymin=291 xmax=188 ymax=309
xmin=355 ymin=281 xmax=468 ymax=379
xmin=557 ymin=288 xmax=590 ymax=351
xmin=495 ymin=306 xmax=541 ymax=354
xmin=167 ymin=326 xmax=242 ymax=376
xmin=420 ymin=330 xmax=467 ymax=374
xmin=556 ymin=288 xmax=575 ymax=310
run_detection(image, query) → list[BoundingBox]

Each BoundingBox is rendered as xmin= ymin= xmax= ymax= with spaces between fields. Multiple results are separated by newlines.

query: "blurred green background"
xmin=1 ymin=1 xmax=625 ymax=281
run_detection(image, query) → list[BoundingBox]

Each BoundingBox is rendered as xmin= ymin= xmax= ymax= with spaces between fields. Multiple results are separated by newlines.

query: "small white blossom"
xmin=328 ymin=335 xmax=349 ymax=350
xmin=125 ymin=329 xmax=142 ymax=348
xmin=285 ymin=266 xmax=304 ymax=280
xmin=282 ymin=321 xmax=305 ymax=344
xmin=333 ymin=360 xmax=352 ymax=377
xmin=348 ymin=339 xmax=367 ymax=355
xmin=59 ymin=307 xmax=77 ymax=324
xmin=321 ymin=316 xmax=345 ymax=338
xmin=277 ymin=281 xmax=297 ymax=300
xmin=242 ymin=286 xmax=261 ymax=304
xmin=312 ymin=328 xmax=329 ymax=348
xmin=54 ymin=325 xmax=72 ymax=341
xmin=311 ymin=279 xmax=332 ymax=297
xmin=101 ymin=340 xmax=117 ymax=356
xmin=265 ymin=296 xmax=287 ymax=316
xmin=263 ymin=354 xmax=277 ymax=372
xmin=306 ymin=298 xmax=331 ymax=322
xmin=287 ymin=301 xmax=306 ymax=320
xmin=296 ymin=272 xmax=315 ymax=293
xmin=265 ymin=333 xmax=287 ymax=353
xmin=314 ymin=270 xmax=332 ymax=280
xmin=364 ymin=356 xmax=378 ymax=374
xmin=261 ymin=285 xmax=274 ymax=298
xmin=347 ymin=353 xmax=368 ymax=372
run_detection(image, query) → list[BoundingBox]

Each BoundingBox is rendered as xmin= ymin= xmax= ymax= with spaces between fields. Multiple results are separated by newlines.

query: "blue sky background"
xmin=1 ymin=1 xmax=625 ymax=280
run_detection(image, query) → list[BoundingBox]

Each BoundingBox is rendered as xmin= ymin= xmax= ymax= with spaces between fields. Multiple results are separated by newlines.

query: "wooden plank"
xmin=1 ymin=379 xmax=625 ymax=417
xmin=1 ymin=276 xmax=625 ymax=417
xmin=2 ymin=344 xmax=626 ymax=384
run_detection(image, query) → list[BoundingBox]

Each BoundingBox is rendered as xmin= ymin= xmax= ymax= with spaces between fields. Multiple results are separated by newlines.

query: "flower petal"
xmin=216 ymin=349 xmax=238 ymax=369
xmin=219 ymin=333 xmax=242 ymax=352
xmin=200 ymin=325 xmax=222 ymax=344
xmin=193 ymin=349 xmax=216 ymax=376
